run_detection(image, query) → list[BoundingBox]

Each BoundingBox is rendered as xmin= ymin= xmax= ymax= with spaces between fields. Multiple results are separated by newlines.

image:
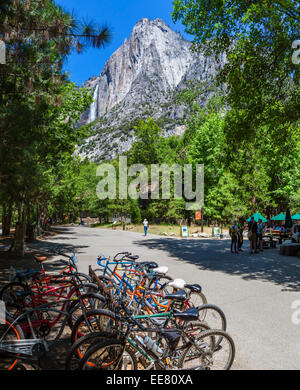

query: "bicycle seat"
xmin=146 ymin=272 xmax=167 ymax=279
xmin=164 ymin=289 xmax=187 ymax=302
xmin=184 ymin=284 xmax=202 ymax=293
xmin=34 ymin=256 xmax=48 ymax=263
xmin=153 ymin=266 xmax=168 ymax=274
xmin=15 ymin=290 xmax=32 ymax=298
xmin=173 ymin=307 xmax=199 ymax=322
xmin=126 ymin=255 xmax=139 ymax=261
xmin=137 ymin=261 xmax=158 ymax=270
xmin=16 ymin=269 xmax=41 ymax=280
xmin=168 ymin=278 xmax=186 ymax=289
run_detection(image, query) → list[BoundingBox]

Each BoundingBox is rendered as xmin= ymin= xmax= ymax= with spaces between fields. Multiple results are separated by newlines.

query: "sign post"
xmin=181 ymin=226 xmax=189 ymax=238
xmin=195 ymin=211 xmax=202 ymax=221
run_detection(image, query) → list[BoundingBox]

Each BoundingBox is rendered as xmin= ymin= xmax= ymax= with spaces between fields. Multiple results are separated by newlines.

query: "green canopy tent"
xmin=271 ymin=213 xmax=286 ymax=221
xmin=247 ymin=212 xmax=267 ymax=223
xmin=292 ymin=213 xmax=300 ymax=220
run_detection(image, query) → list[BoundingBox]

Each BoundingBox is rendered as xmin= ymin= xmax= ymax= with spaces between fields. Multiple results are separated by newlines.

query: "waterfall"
xmin=88 ymin=84 xmax=99 ymax=123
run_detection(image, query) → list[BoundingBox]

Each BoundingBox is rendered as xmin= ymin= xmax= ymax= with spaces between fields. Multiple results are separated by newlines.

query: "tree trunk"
xmin=11 ymin=203 xmax=25 ymax=257
xmin=2 ymin=203 xmax=12 ymax=236
xmin=36 ymin=199 xmax=41 ymax=236
xmin=42 ymin=200 xmax=48 ymax=229
xmin=26 ymin=204 xmax=36 ymax=242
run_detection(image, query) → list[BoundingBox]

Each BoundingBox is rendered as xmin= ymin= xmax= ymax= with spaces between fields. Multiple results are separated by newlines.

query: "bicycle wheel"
xmin=187 ymin=291 xmax=207 ymax=310
xmin=79 ymin=339 xmax=138 ymax=370
xmin=65 ymin=331 xmax=118 ymax=370
xmin=173 ymin=290 xmax=208 ymax=314
xmin=149 ymin=275 xmax=173 ymax=293
xmin=78 ymin=283 xmax=100 ymax=294
xmin=0 ymin=282 xmax=28 ymax=308
xmin=178 ymin=329 xmax=235 ymax=370
xmin=77 ymin=273 xmax=93 ymax=284
xmin=196 ymin=304 xmax=226 ymax=333
xmin=0 ymin=318 xmax=25 ymax=370
xmin=67 ymin=293 xmax=106 ymax=330
xmin=172 ymin=304 xmax=226 ymax=348
xmin=71 ymin=309 xmax=117 ymax=345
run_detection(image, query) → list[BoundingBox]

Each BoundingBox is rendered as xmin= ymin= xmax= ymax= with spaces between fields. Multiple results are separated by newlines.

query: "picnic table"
xmin=262 ymin=235 xmax=278 ymax=248
xmin=269 ymin=230 xmax=290 ymax=244
xmin=262 ymin=231 xmax=290 ymax=247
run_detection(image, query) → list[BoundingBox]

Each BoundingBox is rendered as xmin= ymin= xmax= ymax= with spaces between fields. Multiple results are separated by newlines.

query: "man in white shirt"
xmin=143 ymin=219 xmax=149 ymax=236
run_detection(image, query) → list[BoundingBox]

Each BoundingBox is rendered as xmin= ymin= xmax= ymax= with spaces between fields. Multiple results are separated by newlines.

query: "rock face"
xmin=79 ymin=18 xmax=225 ymax=161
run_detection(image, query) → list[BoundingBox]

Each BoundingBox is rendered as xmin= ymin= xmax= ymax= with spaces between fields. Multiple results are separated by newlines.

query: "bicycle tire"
xmin=196 ymin=304 xmax=226 ymax=330
xmin=78 ymin=339 xmax=138 ymax=370
xmin=65 ymin=331 xmax=119 ymax=370
xmin=186 ymin=291 xmax=208 ymax=310
xmin=77 ymin=272 xmax=93 ymax=284
xmin=71 ymin=309 xmax=117 ymax=345
xmin=0 ymin=282 xmax=27 ymax=306
xmin=0 ymin=318 xmax=25 ymax=370
xmin=178 ymin=329 xmax=235 ymax=370
xmin=67 ymin=293 xmax=106 ymax=330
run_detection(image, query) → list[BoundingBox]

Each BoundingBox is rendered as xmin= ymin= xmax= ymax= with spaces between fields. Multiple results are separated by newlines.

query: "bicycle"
xmin=76 ymin=300 xmax=235 ymax=370
xmin=0 ymin=290 xmax=106 ymax=370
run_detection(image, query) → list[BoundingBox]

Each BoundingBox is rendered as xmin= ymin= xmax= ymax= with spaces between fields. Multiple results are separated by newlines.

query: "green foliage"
xmin=171 ymin=0 xmax=300 ymax=222
xmin=0 ymin=0 xmax=111 ymax=246
xmin=172 ymin=0 xmax=300 ymax=143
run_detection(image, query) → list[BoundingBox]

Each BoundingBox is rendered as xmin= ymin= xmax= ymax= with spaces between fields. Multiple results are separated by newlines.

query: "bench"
xmin=263 ymin=235 xmax=279 ymax=248
xmin=280 ymin=243 xmax=300 ymax=256
xmin=263 ymin=238 xmax=278 ymax=249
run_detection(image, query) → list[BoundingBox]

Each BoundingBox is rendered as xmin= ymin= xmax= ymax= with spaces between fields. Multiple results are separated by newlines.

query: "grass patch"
xmin=93 ymin=223 xmax=215 ymax=236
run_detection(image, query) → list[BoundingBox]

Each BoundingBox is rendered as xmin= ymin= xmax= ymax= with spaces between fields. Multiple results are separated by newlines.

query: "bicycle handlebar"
xmin=113 ymin=252 xmax=131 ymax=260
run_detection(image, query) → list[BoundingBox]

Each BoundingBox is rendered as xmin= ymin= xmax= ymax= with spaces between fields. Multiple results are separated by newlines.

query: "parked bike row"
xmin=0 ymin=250 xmax=235 ymax=370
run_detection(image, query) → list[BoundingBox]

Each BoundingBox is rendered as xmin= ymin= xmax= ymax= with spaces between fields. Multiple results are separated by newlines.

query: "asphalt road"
xmin=27 ymin=225 xmax=300 ymax=370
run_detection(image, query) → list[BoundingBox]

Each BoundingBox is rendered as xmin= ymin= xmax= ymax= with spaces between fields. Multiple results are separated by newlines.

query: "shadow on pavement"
xmin=133 ymin=237 xmax=300 ymax=291
xmin=0 ymin=232 xmax=88 ymax=289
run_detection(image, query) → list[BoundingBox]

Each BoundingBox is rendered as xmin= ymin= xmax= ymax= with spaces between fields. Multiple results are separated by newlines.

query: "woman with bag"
xmin=248 ymin=217 xmax=258 ymax=254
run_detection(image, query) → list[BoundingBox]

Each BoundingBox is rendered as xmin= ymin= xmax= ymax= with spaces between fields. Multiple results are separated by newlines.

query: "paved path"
xmin=22 ymin=226 xmax=300 ymax=369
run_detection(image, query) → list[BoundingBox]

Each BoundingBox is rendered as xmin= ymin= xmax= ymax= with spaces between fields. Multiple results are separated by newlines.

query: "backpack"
xmin=229 ymin=226 xmax=236 ymax=237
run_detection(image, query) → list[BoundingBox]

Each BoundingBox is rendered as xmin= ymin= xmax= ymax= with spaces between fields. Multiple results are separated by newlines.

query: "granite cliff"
xmin=79 ymin=18 xmax=225 ymax=161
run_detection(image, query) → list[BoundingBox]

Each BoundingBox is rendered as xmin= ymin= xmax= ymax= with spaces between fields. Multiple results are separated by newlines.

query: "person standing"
xmin=257 ymin=219 xmax=264 ymax=252
xmin=229 ymin=220 xmax=239 ymax=253
xmin=237 ymin=218 xmax=244 ymax=252
xmin=248 ymin=217 xmax=258 ymax=254
xmin=143 ymin=219 xmax=149 ymax=236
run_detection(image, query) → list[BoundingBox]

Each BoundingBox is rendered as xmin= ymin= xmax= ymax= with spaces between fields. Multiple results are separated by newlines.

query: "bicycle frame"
xmin=7 ymin=275 xmax=91 ymax=332
xmin=0 ymin=296 xmax=95 ymax=367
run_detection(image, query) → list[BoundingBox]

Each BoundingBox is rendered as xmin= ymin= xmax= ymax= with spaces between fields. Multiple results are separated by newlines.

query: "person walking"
xmin=248 ymin=217 xmax=258 ymax=254
xmin=143 ymin=219 xmax=149 ymax=236
xmin=257 ymin=219 xmax=264 ymax=252
xmin=229 ymin=220 xmax=239 ymax=253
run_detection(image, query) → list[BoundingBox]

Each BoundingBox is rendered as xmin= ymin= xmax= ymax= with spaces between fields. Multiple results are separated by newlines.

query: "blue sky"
xmin=55 ymin=0 xmax=191 ymax=86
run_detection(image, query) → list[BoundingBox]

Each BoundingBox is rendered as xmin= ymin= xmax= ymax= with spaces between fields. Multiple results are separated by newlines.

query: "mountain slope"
xmin=78 ymin=18 xmax=225 ymax=162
